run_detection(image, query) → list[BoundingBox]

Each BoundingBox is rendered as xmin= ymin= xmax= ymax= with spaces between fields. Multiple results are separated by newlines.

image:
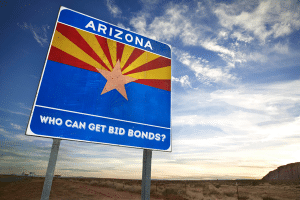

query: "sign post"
xmin=41 ymin=138 xmax=61 ymax=200
xmin=25 ymin=6 xmax=171 ymax=199
xmin=141 ymin=149 xmax=152 ymax=200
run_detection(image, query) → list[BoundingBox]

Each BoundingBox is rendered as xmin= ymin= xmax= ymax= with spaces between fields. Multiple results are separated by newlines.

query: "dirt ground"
xmin=1 ymin=175 xmax=300 ymax=200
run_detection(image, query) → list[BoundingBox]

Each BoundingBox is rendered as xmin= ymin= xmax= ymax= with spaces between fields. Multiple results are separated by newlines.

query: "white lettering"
xmin=55 ymin=118 xmax=63 ymax=126
xmin=134 ymin=130 xmax=141 ymax=138
xmin=109 ymin=126 xmax=114 ymax=134
xmin=149 ymin=132 xmax=155 ymax=140
xmin=114 ymin=127 xmax=119 ymax=135
xmin=135 ymin=37 xmax=143 ymax=47
xmin=89 ymin=123 xmax=95 ymax=131
xmin=144 ymin=40 xmax=153 ymax=50
xmin=101 ymin=125 xmax=106 ymax=133
xmin=48 ymin=117 xmax=55 ymax=125
xmin=72 ymin=121 xmax=78 ymax=129
xmin=98 ymin=24 xmax=107 ymax=34
xmin=155 ymin=133 xmax=161 ymax=141
xmin=79 ymin=122 xmax=86 ymax=130
xmin=85 ymin=21 xmax=95 ymax=31
xmin=95 ymin=124 xmax=101 ymax=132
xmin=109 ymin=27 xmax=113 ymax=36
xmin=40 ymin=116 xmax=48 ymax=123
xmin=65 ymin=120 xmax=72 ymax=127
xmin=119 ymin=128 xmax=125 ymax=135
xmin=125 ymin=34 xmax=133 ymax=42
xmin=128 ymin=129 xmax=133 ymax=137
xmin=142 ymin=131 xmax=148 ymax=139
xmin=114 ymin=29 xmax=123 ymax=40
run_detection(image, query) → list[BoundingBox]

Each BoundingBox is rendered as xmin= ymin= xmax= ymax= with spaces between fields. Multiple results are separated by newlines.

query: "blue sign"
xmin=26 ymin=6 xmax=172 ymax=151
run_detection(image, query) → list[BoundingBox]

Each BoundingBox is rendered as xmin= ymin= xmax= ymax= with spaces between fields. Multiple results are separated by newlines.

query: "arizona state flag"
xmin=26 ymin=7 xmax=171 ymax=151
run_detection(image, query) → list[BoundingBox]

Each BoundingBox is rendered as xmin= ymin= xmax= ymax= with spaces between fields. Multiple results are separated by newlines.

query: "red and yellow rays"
xmin=48 ymin=22 xmax=171 ymax=91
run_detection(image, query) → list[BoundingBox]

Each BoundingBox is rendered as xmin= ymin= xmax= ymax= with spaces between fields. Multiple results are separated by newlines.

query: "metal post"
xmin=41 ymin=138 xmax=61 ymax=200
xmin=141 ymin=149 xmax=152 ymax=200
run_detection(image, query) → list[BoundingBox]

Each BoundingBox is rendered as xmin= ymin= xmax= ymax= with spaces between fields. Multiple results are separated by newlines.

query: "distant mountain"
xmin=262 ymin=162 xmax=300 ymax=181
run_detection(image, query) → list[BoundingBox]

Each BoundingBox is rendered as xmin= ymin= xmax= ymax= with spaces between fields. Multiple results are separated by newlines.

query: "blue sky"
xmin=1 ymin=0 xmax=300 ymax=180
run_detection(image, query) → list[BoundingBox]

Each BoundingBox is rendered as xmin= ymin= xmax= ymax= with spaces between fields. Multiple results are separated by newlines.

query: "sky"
xmin=1 ymin=0 xmax=300 ymax=180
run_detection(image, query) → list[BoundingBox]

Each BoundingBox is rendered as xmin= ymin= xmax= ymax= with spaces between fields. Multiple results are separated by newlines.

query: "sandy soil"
xmin=1 ymin=176 xmax=300 ymax=200
xmin=0 ymin=176 xmax=163 ymax=200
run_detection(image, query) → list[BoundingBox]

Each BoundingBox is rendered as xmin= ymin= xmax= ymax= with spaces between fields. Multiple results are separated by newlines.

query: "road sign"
xmin=26 ymin=6 xmax=171 ymax=151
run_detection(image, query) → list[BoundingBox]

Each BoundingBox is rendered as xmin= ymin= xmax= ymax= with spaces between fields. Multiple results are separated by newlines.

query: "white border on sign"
xmin=25 ymin=6 xmax=172 ymax=152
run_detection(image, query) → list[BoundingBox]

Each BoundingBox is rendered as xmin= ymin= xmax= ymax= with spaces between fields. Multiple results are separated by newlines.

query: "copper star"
xmin=97 ymin=60 xmax=137 ymax=100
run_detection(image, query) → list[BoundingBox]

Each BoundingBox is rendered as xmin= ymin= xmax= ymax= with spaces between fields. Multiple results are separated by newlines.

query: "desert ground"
xmin=1 ymin=175 xmax=300 ymax=200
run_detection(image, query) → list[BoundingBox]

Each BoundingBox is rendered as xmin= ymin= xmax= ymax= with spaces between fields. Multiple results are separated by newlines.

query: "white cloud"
xmin=18 ymin=102 xmax=31 ymax=111
xmin=130 ymin=4 xmax=203 ymax=44
xmin=17 ymin=22 xmax=50 ymax=47
xmin=231 ymin=31 xmax=253 ymax=43
xmin=0 ymin=107 xmax=29 ymax=116
xmin=168 ymin=79 xmax=300 ymax=178
xmin=172 ymin=75 xmax=191 ymax=88
xmin=10 ymin=123 xmax=23 ymax=130
xmin=214 ymin=0 xmax=300 ymax=42
xmin=173 ymin=79 xmax=300 ymax=139
xmin=200 ymin=39 xmax=236 ymax=58
xmin=116 ymin=23 xmax=131 ymax=31
xmin=271 ymin=42 xmax=289 ymax=54
xmin=0 ymin=128 xmax=9 ymax=134
xmin=106 ymin=0 xmax=122 ymax=17
xmin=174 ymin=49 xmax=236 ymax=84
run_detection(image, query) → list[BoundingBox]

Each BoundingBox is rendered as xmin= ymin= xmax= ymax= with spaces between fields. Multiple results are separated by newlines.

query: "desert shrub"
xmin=89 ymin=180 xmax=98 ymax=186
xmin=150 ymin=188 xmax=157 ymax=194
xmin=252 ymin=180 xmax=261 ymax=186
xmin=162 ymin=188 xmax=178 ymax=196
xmin=209 ymin=188 xmax=220 ymax=195
xmin=215 ymin=184 xmax=221 ymax=188
xmin=115 ymin=187 xmax=125 ymax=191
xmin=178 ymin=190 xmax=186 ymax=195
xmin=224 ymin=191 xmax=235 ymax=197
xmin=193 ymin=183 xmax=205 ymax=188
xmin=238 ymin=195 xmax=249 ymax=200
xmin=128 ymin=185 xmax=141 ymax=194
xmin=262 ymin=197 xmax=280 ymax=200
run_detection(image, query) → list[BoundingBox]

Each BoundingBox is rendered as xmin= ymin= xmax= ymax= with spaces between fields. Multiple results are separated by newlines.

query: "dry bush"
xmin=126 ymin=185 xmax=141 ymax=194
xmin=186 ymin=190 xmax=204 ymax=200
xmin=193 ymin=183 xmax=205 ymax=188
xmin=251 ymin=180 xmax=261 ymax=186
xmin=88 ymin=180 xmax=98 ymax=186
xmin=105 ymin=180 xmax=116 ymax=188
xmin=113 ymin=182 xmax=124 ymax=191
xmin=262 ymin=197 xmax=280 ymax=200
xmin=224 ymin=191 xmax=236 ymax=197
xmin=238 ymin=195 xmax=249 ymax=200
xmin=177 ymin=189 xmax=186 ymax=196
xmin=162 ymin=188 xmax=178 ymax=196
xmin=209 ymin=188 xmax=221 ymax=195
xmin=158 ymin=186 xmax=164 ymax=190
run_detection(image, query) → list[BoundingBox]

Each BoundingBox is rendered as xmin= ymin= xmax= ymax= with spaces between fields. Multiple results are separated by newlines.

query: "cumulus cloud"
xmin=172 ymin=75 xmax=191 ymax=88
xmin=214 ymin=0 xmax=300 ymax=42
xmin=231 ymin=31 xmax=253 ymax=43
xmin=130 ymin=4 xmax=204 ymax=44
xmin=17 ymin=22 xmax=50 ymax=47
xmin=106 ymin=0 xmax=122 ymax=17
xmin=174 ymin=49 xmax=236 ymax=85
